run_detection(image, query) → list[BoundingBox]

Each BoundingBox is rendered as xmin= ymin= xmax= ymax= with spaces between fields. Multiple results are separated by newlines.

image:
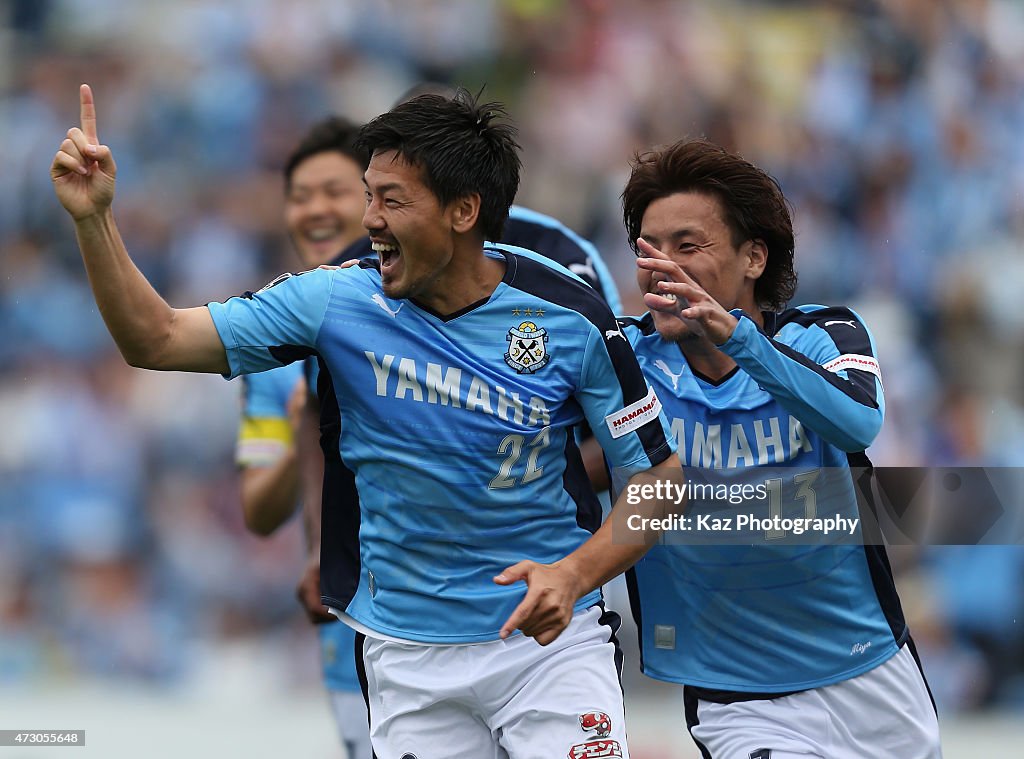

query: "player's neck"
xmin=677 ymin=338 xmax=737 ymax=382
xmin=414 ymin=244 xmax=506 ymax=316
xmin=676 ymin=300 xmax=762 ymax=381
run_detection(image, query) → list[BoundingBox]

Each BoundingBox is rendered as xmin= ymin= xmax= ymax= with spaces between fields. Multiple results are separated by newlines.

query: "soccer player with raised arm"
xmin=241 ymin=112 xmax=623 ymax=757
xmin=617 ymin=139 xmax=942 ymax=758
xmin=52 ymin=85 xmax=678 ymax=757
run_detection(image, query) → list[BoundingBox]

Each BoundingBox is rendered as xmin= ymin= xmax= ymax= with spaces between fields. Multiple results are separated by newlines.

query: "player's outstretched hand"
xmin=317 ymin=259 xmax=362 ymax=271
xmin=635 ymin=237 xmax=738 ymax=345
xmin=51 ymin=84 xmax=117 ymax=221
xmin=494 ymin=560 xmax=585 ymax=646
xmin=296 ymin=553 xmax=337 ymax=625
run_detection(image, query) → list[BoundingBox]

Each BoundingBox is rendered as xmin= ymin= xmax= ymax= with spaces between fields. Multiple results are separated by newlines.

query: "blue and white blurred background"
xmin=2 ymin=1 xmax=1023 ymax=756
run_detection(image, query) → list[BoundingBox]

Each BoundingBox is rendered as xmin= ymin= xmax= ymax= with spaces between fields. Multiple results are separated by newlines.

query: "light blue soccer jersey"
xmin=623 ymin=306 xmax=907 ymax=693
xmin=210 ymin=246 xmax=674 ymax=643
xmin=317 ymin=219 xmax=619 ymax=614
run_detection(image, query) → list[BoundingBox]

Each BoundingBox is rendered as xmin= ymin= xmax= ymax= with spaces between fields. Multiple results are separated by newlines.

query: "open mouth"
xmin=297 ymin=224 xmax=350 ymax=263
xmin=372 ymin=240 xmax=401 ymax=273
xmin=302 ymin=224 xmax=344 ymax=247
xmin=649 ymin=273 xmax=677 ymax=302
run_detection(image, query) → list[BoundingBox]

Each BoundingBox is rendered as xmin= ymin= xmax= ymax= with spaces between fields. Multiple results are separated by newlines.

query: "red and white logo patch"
xmin=568 ymin=740 xmax=623 ymax=759
xmin=569 ymin=711 xmax=622 ymax=758
xmin=822 ymin=353 xmax=881 ymax=379
xmin=604 ymin=387 xmax=661 ymax=439
xmin=579 ymin=711 xmax=611 ymax=737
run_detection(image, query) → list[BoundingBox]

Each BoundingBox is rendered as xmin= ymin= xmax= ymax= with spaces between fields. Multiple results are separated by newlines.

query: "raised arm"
xmin=715 ymin=309 xmax=883 ymax=451
xmin=637 ymin=238 xmax=883 ymax=451
xmin=50 ymin=84 xmax=227 ymax=373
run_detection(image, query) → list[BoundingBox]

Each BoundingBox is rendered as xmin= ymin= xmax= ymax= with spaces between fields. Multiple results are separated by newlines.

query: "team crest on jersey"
xmin=567 ymin=712 xmax=622 ymax=759
xmin=504 ymin=321 xmax=550 ymax=373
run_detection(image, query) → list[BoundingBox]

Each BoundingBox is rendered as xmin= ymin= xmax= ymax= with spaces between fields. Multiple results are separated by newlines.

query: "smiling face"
xmin=639 ymin=191 xmax=764 ymax=341
xmin=284 ymin=151 xmax=367 ymax=268
xmin=362 ymin=149 xmax=468 ymax=302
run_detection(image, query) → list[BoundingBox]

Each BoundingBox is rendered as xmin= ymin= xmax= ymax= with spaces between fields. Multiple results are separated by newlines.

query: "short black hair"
xmin=356 ymin=89 xmax=522 ymax=242
xmin=394 ymin=81 xmax=458 ymax=106
xmin=622 ymin=139 xmax=798 ymax=311
xmin=284 ymin=116 xmax=369 ymax=188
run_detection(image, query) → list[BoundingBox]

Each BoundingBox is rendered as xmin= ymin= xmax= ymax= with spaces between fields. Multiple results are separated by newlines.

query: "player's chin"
xmin=296 ymin=237 xmax=341 ymax=268
xmin=652 ymin=312 xmax=694 ymax=342
xmin=381 ymin=276 xmax=410 ymax=300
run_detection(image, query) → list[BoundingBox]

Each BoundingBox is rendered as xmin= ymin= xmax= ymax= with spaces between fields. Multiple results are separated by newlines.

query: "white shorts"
xmin=361 ymin=605 xmax=630 ymax=759
xmin=328 ymin=690 xmax=372 ymax=759
xmin=685 ymin=642 xmax=942 ymax=758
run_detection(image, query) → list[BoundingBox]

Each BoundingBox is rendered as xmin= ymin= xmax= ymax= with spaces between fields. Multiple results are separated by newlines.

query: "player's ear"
xmin=746 ymin=238 xmax=767 ymax=280
xmin=450 ymin=193 xmax=481 ymax=235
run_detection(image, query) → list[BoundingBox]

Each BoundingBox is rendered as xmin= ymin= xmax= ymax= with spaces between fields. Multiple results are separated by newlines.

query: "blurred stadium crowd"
xmin=2 ymin=0 xmax=1024 ymax=720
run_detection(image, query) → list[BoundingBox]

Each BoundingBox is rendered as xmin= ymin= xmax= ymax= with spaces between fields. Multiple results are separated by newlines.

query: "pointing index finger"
xmin=80 ymin=84 xmax=98 ymax=145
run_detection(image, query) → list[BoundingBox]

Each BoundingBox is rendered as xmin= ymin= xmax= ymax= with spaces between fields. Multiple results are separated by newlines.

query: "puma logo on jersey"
xmin=824 ymin=319 xmax=857 ymax=328
xmin=605 ymin=326 xmax=626 ymax=342
xmin=653 ymin=359 xmax=685 ymax=390
xmin=569 ymin=259 xmax=597 ymax=284
xmin=372 ymin=293 xmax=403 ymax=317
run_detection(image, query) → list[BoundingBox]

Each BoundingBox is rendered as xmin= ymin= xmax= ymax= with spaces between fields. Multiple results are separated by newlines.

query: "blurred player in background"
xmin=53 ymin=85 xmax=679 ymax=756
xmin=616 ymin=139 xmax=941 ymax=758
xmin=235 ymin=116 xmax=372 ymax=758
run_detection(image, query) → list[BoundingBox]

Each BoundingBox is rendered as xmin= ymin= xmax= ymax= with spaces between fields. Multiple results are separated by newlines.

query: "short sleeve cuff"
xmin=207 ymin=301 xmax=244 ymax=380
